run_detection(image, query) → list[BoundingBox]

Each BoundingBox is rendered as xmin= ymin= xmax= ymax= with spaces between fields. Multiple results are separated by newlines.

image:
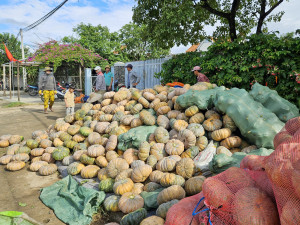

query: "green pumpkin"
xmin=73 ymin=143 xmax=88 ymax=151
xmin=140 ymin=188 xmax=164 ymax=209
xmin=144 ymin=182 xmax=163 ymax=192
xmin=84 ymin=116 xmax=92 ymax=121
xmin=52 ymin=146 xmax=70 ymax=160
xmin=59 ymin=132 xmax=72 ymax=142
xmin=120 ymin=208 xmax=147 ymax=225
xmin=26 ymin=139 xmax=39 ymax=149
xmin=79 ymin=127 xmax=93 ymax=137
xmin=16 ymin=146 xmax=31 ymax=154
xmin=64 ymin=140 xmax=78 ymax=149
xmin=169 ymin=118 xmax=176 ymax=129
xmin=102 ymin=134 xmax=110 ymax=138
xmin=104 ymin=195 xmax=120 ymax=212
xmin=156 ymin=199 xmax=179 ymax=219
xmin=83 ymin=120 xmax=92 ymax=128
xmin=181 ymin=146 xmax=199 ymax=159
xmin=67 ymin=162 xmax=85 ymax=175
xmin=80 ymin=154 xmax=95 ymax=165
xmin=75 ymin=109 xmax=87 ymax=121
xmin=99 ymin=178 xmax=115 ymax=192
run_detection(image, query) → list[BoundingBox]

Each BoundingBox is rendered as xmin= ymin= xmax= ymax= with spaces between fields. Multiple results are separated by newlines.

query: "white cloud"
xmin=0 ymin=0 xmax=299 ymax=56
xmin=0 ymin=0 xmax=134 ymax=53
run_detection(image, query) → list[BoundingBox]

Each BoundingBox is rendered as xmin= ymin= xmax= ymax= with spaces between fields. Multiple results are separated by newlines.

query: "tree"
xmin=0 ymin=33 xmax=29 ymax=76
xmin=119 ymin=23 xmax=170 ymax=61
xmin=133 ymin=0 xmax=286 ymax=46
xmin=62 ymin=23 xmax=127 ymax=64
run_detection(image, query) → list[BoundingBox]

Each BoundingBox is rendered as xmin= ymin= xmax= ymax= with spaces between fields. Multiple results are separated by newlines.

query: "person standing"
xmin=38 ymin=67 xmax=57 ymax=114
xmin=64 ymin=84 xmax=75 ymax=116
xmin=192 ymin=66 xmax=210 ymax=83
xmin=104 ymin=65 xmax=114 ymax=91
xmin=126 ymin=64 xmax=141 ymax=88
xmin=94 ymin=66 xmax=106 ymax=95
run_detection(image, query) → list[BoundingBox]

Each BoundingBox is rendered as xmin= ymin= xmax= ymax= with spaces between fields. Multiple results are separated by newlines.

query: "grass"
xmin=2 ymin=102 xmax=27 ymax=108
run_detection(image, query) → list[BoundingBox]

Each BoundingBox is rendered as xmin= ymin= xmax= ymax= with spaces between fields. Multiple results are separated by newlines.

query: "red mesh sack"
xmin=240 ymin=155 xmax=266 ymax=171
xmin=199 ymin=167 xmax=279 ymax=225
xmin=165 ymin=192 xmax=208 ymax=225
xmin=262 ymin=116 xmax=300 ymax=224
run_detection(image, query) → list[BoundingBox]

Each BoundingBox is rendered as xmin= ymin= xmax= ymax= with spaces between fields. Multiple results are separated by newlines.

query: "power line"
xmin=22 ymin=0 xmax=68 ymax=32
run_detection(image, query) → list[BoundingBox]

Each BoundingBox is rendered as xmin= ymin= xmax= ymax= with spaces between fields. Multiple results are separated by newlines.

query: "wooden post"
xmin=9 ymin=62 xmax=12 ymax=99
xmin=79 ymin=64 xmax=82 ymax=89
xmin=2 ymin=65 xmax=5 ymax=96
xmin=17 ymin=61 xmax=20 ymax=102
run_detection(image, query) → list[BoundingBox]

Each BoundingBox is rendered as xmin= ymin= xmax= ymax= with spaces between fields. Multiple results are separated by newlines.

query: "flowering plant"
xmin=28 ymin=40 xmax=107 ymax=71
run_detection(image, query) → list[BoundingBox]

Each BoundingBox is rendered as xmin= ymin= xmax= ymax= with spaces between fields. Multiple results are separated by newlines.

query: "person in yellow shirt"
xmin=64 ymin=84 xmax=75 ymax=116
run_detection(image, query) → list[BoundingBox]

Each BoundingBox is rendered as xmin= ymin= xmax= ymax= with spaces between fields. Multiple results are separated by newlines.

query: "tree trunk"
xmin=229 ymin=16 xmax=238 ymax=41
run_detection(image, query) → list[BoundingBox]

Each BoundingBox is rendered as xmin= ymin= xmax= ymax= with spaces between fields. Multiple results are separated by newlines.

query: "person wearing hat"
xmin=192 ymin=66 xmax=210 ymax=83
xmin=104 ymin=65 xmax=114 ymax=91
xmin=94 ymin=66 xmax=106 ymax=94
xmin=126 ymin=64 xmax=140 ymax=88
xmin=38 ymin=67 xmax=57 ymax=114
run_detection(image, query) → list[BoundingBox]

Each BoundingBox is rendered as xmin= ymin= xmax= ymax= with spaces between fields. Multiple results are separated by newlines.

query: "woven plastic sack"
xmin=214 ymin=88 xmax=284 ymax=148
xmin=117 ymin=126 xmax=157 ymax=151
xmin=0 ymin=211 xmax=42 ymax=225
xmin=249 ymin=83 xmax=299 ymax=122
xmin=194 ymin=141 xmax=216 ymax=173
xmin=176 ymin=87 xmax=225 ymax=110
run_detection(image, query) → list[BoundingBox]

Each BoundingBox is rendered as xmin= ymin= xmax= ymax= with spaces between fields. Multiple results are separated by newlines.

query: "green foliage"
xmin=156 ymin=33 xmax=300 ymax=106
xmin=63 ymin=23 xmax=170 ymax=63
xmin=119 ymin=23 xmax=170 ymax=61
xmin=62 ymin=23 xmax=126 ymax=65
xmin=28 ymin=40 xmax=107 ymax=71
xmin=133 ymin=0 xmax=287 ymax=47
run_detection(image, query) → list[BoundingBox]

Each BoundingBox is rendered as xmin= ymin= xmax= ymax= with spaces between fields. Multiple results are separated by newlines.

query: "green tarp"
xmin=40 ymin=175 xmax=105 ymax=225
xmin=249 ymin=83 xmax=299 ymax=122
xmin=118 ymin=126 xmax=157 ymax=151
xmin=0 ymin=211 xmax=41 ymax=225
xmin=214 ymin=88 xmax=284 ymax=148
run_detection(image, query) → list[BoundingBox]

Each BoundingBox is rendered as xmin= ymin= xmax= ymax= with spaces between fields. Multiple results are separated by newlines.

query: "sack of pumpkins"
xmin=0 ymin=83 xmax=270 ymax=224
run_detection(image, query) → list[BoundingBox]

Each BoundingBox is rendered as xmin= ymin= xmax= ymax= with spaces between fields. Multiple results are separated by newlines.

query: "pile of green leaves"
xmin=156 ymin=33 xmax=300 ymax=106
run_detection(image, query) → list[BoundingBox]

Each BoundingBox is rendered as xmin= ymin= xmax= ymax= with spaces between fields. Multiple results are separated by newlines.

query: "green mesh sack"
xmin=117 ymin=126 xmax=157 ymax=151
xmin=140 ymin=188 xmax=164 ymax=210
xmin=214 ymin=88 xmax=284 ymax=148
xmin=249 ymin=83 xmax=299 ymax=122
xmin=176 ymin=87 xmax=225 ymax=110
xmin=209 ymin=148 xmax=274 ymax=174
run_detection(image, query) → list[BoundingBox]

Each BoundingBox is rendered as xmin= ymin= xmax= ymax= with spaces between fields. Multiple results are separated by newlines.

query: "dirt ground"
xmin=0 ymin=99 xmax=78 ymax=225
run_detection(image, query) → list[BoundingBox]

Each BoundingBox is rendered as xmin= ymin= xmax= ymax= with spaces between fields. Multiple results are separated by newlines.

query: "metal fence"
xmin=84 ymin=57 xmax=170 ymax=95
xmin=125 ymin=57 xmax=171 ymax=89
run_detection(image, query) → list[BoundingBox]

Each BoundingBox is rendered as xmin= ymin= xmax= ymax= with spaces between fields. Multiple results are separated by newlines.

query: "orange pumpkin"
xmin=113 ymin=178 xmax=134 ymax=195
xmin=131 ymin=164 xmax=152 ymax=183
xmin=118 ymin=192 xmax=144 ymax=213
xmin=157 ymin=185 xmax=186 ymax=205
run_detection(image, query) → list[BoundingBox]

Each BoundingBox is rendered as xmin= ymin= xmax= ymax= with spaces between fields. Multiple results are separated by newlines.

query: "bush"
xmin=156 ymin=34 xmax=300 ymax=106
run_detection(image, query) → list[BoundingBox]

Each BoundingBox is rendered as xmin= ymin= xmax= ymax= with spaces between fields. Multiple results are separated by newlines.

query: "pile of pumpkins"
xmin=0 ymin=83 xmax=255 ymax=225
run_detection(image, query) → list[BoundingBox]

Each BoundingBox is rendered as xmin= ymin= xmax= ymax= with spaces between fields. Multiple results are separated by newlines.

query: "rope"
xmin=189 ymin=197 xmax=213 ymax=225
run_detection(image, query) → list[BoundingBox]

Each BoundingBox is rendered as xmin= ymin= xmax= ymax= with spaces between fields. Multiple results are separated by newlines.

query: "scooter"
xmin=27 ymin=85 xmax=39 ymax=96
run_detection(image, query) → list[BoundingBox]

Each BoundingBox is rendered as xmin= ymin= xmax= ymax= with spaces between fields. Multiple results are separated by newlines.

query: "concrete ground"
xmin=0 ymin=94 xmax=74 ymax=225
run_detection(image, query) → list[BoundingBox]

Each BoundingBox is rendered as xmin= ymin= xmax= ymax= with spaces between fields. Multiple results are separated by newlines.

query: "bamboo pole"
xmin=2 ymin=65 xmax=6 ymax=96
xmin=17 ymin=61 xmax=20 ymax=102
xmin=79 ymin=64 xmax=82 ymax=89
xmin=9 ymin=62 xmax=12 ymax=99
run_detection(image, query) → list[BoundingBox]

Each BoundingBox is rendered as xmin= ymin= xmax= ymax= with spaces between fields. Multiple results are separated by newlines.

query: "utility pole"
xmin=20 ymin=29 xmax=26 ymax=89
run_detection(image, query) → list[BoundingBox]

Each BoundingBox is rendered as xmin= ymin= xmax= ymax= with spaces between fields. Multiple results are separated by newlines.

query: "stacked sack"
xmin=165 ymin=116 xmax=300 ymax=225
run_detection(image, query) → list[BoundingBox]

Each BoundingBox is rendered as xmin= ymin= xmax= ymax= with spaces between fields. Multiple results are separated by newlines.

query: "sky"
xmin=0 ymin=0 xmax=299 ymax=55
